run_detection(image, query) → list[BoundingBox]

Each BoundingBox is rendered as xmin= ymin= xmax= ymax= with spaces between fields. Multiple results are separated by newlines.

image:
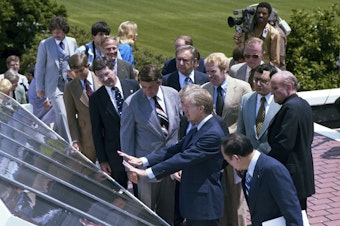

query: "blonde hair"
xmin=117 ymin=21 xmax=138 ymax=45
xmin=204 ymin=52 xmax=231 ymax=72
xmin=0 ymin=78 xmax=13 ymax=95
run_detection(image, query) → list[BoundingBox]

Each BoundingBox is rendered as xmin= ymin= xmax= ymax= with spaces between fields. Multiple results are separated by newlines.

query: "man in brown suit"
xmin=64 ymin=53 xmax=102 ymax=162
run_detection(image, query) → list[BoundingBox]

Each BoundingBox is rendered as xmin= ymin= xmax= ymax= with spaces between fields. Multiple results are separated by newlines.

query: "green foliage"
xmin=0 ymin=0 xmax=67 ymax=71
xmin=134 ymin=45 xmax=169 ymax=72
xmin=286 ymin=4 xmax=340 ymax=91
xmin=20 ymin=24 xmax=89 ymax=72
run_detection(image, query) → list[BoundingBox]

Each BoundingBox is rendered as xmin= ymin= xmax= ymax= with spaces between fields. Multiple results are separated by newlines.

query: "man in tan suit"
xmin=64 ymin=53 xmax=102 ymax=162
xmin=202 ymin=52 xmax=251 ymax=226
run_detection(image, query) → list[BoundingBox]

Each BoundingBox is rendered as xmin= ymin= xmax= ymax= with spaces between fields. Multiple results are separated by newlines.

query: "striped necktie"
xmin=245 ymin=172 xmax=252 ymax=196
xmin=84 ymin=79 xmax=93 ymax=96
xmin=153 ymin=96 xmax=169 ymax=136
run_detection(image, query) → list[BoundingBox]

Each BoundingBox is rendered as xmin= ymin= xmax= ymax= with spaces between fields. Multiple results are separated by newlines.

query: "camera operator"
xmin=234 ymin=2 xmax=280 ymax=68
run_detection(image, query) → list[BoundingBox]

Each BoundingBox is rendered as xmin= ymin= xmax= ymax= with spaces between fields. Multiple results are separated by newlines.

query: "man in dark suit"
xmin=119 ymin=87 xmax=225 ymax=226
xmin=221 ymin=133 xmax=303 ymax=226
xmin=268 ymin=71 xmax=315 ymax=210
xmin=161 ymin=35 xmax=205 ymax=75
xmin=101 ymin=36 xmax=135 ymax=80
xmin=120 ymin=65 xmax=182 ymax=224
xmin=162 ymin=45 xmax=208 ymax=91
xmin=89 ymin=56 xmax=139 ymax=189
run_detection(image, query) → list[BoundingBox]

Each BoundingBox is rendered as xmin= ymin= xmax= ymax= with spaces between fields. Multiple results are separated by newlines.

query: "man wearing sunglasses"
xmin=230 ymin=37 xmax=266 ymax=89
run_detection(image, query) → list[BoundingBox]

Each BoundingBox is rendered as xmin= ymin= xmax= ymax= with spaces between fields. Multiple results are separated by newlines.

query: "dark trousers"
xmin=186 ymin=219 xmax=219 ymax=226
xmin=300 ymin=197 xmax=307 ymax=210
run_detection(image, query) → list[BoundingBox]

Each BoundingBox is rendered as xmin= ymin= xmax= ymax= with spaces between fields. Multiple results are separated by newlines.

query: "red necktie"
xmin=84 ymin=79 xmax=93 ymax=96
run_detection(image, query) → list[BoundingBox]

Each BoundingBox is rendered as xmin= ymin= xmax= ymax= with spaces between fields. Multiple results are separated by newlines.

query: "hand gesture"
xmin=122 ymin=160 xmax=147 ymax=179
xmin=117 ymin=151 xmax=143 ymax=166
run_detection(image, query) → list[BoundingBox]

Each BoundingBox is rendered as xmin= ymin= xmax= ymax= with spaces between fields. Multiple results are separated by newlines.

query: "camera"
xmin=228 ymin=6 xmax=256 ymax=32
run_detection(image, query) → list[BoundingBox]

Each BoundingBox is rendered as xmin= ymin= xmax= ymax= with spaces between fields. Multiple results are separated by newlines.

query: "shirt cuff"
xmin=145 ymin=168 xmax=155 ymax=180
xmin=141 ymin=157 xmax=149 ymax=168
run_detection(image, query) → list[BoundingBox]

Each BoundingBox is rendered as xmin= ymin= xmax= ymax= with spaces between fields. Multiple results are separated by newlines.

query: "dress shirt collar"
xmin=196 ymin=114 xmax=213 ymax=131
xmin=179 ymin=70 xmax=195 ymax=88
xmin=214 ymin=76 xmax=229 ymax=93
xmin=247 ymin=150 xmax=261 ymax=178
xmin=105 ymin=79 xmax=123 ymax=98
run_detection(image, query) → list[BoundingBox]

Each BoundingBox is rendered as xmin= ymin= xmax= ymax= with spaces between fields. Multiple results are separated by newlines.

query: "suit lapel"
xmin=247 ymin=154 xmax=264 ymax=213
xmin=98 ymin=87 xmax=119 ymax=118
xmin=74 ymin=79 xmax=89 ymax=107
xmin=137 ymin=92 xmax=164 ymax=137
xmin=48 ymin=38 xmax=60 ymax=69
xmin=169 ymin=72 xmax=181 ymax=91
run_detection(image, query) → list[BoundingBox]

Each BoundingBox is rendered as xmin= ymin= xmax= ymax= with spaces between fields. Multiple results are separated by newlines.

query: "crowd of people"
xmin=0 ymin=2 xmax=317 ymax=226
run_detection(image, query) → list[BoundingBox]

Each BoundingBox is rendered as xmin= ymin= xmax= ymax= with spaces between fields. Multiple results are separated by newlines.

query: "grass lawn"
xmin=56 ymin=0 xmax=339 ymax=59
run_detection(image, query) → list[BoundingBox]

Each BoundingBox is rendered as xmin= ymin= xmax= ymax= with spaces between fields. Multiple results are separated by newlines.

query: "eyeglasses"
xmin=253 ymin=77 xmax=270 ymax=84
xmin=244 ymin=54 xmax=260 ymax=59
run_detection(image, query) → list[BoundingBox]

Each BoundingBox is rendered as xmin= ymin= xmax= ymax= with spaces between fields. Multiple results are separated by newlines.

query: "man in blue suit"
xmin=162 ymin=45 xmax=208 ymax=91
xmin=119 ymin=87 xmax=225 ymax=226
xmin=35 ymin=16 xmax=77 ymax=142
xmin=221 ymin=133 xmax=303 ymax=226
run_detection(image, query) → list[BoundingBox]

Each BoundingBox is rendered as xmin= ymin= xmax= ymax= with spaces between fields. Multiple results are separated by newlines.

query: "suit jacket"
xmin=89 ymin=79 xmax=140 ymax=171
xmin=161 ymin=57 xmax=206 ymax=75
xmin=146 ymin=116 xmax=225 ymax=220
xmin=237 ymin=91 xmax=281 ymax=154
xmin=229 ymin=62 xmax=247 ymax=81
xmin=268 ymin=94 xmax=315 ymax=200
xmin=120 ymin=86 xmax=181 ymax=158
xmin=229 ymin=62 xmax=280 ymax=82
xmin=162 ymin=70 xmax=209 ymax=91
xmin=116 ymin=59 xmax=135 ymax=80
xmin=243 ymin=153 xmax=303 ymax=226
xmin=202 ymin=76 xmax=252 ymax=133
xmin=63 ymin=72 xmax=102 ymax=162
xmin=35 ymin=36 xmax=77 ymax=97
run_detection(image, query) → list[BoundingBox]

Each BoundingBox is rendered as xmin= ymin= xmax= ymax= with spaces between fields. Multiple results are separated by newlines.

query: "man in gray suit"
xmin=202 ymin=52 xmax=251 ymax=226
xmin=35 ymin=16 xmax=77 ymax=142
xmin=229 ymin=37 xmax=265 ymax=90
xmin=237 ymin=63 xmax=281 ymax=154
xmin=120 ymin=65 xmax=181 ymax=224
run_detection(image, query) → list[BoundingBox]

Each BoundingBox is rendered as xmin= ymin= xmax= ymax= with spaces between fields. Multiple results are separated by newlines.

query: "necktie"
xmin=113 ymin=87 xmax=123 ymax=115
xmin=216 ymin=86 xmax=224 ymax=116
xmin=256 ymin=96 xmax=266 ymax=136
xmin=84 ymin=79 xmax=93 ymax=96
xmin=59 ymin=41 xmax=65 ymax=50
xmin=245 ymin=172 xmax=252 ymax=196
xmin=184 ymin=76 xmax=193 ymax=86
xmin=153 ymin=96 xmax=169 ymax=136
xmin=248 ymin=69 xmax=255 ymax=90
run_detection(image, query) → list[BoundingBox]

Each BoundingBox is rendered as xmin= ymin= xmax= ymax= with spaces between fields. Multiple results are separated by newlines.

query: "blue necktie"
xmin=185 ymin=77 xmax=193 ymax=86
xmin=245 ymin=172 xmax=252 ymax=196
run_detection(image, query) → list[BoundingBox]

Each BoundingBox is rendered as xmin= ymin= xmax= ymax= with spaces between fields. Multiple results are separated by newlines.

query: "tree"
xmin=286 ymin=4 xmax=340 ymax=90
xmin=0 ymin=0 xmax=67 ymax=71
